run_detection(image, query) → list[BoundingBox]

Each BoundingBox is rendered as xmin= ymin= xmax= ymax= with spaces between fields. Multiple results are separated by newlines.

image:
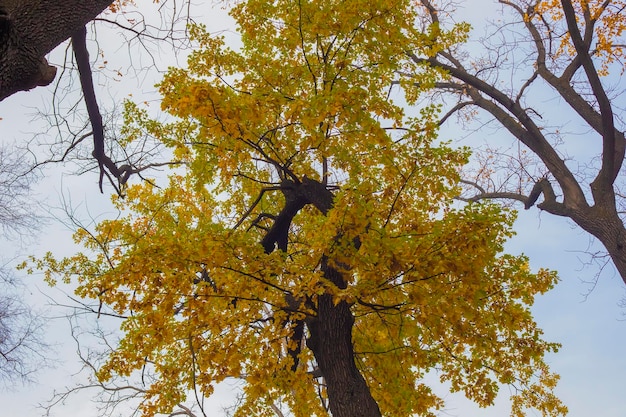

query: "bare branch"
xmin=561 ymin=0 xmax=623 ymax=186
xmin=0 ymin=264 xmax=49 ymax=386
xmin=459 ymin=177 xmax=560 ymax=212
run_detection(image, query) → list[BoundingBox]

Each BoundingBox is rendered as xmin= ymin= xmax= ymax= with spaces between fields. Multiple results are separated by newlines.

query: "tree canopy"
xmin=27 ymin=1 xmax=567 ymax=417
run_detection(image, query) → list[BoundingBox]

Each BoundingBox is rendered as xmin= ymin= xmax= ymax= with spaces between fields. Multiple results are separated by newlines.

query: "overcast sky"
xmin=1 ymin=1 xmax=626 ymax=416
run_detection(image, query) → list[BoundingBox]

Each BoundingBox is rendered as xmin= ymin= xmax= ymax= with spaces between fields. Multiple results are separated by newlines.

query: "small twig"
xmin=233 ymin=186 xmax=282 ymax=230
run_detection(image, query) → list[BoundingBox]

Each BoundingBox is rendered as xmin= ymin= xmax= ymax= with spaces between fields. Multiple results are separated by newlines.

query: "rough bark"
xmin=306 ymin=258 xmax=382 ymax=417
xmin=260 ymin=177 xmax=382 ymax=417
xmin=569 ymin=207 xmax=626 ymax=282
xmin=301 ymin=180 xmax=382 ymax=417
xmin=0 ymin=0 xmax=113 ymax=100
xmin=605 ymin=233 xmax=626 ymax=281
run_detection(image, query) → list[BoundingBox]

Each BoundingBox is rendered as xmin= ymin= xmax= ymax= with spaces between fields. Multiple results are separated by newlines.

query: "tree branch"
xmin=503 ymin=0 xmax=618 ymax=156
xmin=561 ymin=0 xmax=623 ymax=187
xmin=73 ymin=25 xmax=174 ymax=194
xmin=459 ymin=177 xmax=565 ymax=215
xmin=71 ymin=26 xmax=107 ymax=190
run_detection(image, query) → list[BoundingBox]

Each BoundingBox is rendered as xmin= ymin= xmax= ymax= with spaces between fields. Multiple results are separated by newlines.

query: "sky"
xmin=1 ymin=1 xmax=626 ymax=416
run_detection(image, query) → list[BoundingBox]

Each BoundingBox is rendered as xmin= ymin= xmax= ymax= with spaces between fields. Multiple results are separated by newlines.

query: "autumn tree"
xmin=403 ymin=0 xmax=626 ymax=283
xmin=29 ymin=1 xmax=567 ymax=416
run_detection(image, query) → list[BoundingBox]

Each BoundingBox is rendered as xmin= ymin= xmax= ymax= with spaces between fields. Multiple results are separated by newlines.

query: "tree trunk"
xmin=261 ymin=178 xmax=382 ymax=416
xmin=0 ymin=0 xmax=113 ymax=100
xmin=608 ymin=243 xmax=626 ymax=284
xmin=572 ymin=207 xmax=626 ymax=284
xmin=307 ymin=259 xmax=382 ymax=417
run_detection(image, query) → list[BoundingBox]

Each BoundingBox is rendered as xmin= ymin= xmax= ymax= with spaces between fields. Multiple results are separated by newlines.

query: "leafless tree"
xmin=0 ymin=145 xmax=47 ymax=386
xmin=406 ymin=0 xmax=626 ymax=283
xmin=0 ymin=145 xmax=41 ymax=237
xmin=0 ymin=264 xmax=47 ymax=386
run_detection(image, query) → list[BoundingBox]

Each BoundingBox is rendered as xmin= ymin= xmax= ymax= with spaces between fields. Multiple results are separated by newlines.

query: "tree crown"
xmin=27 ymin=1 xmax=566 ymax=416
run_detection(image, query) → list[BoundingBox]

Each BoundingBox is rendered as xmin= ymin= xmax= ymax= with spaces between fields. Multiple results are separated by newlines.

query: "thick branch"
xmin=468 ymin=82 xmax=585 ymax=209
xmin=561 ymin=0 xmax=623 ymax=188
xmin=260 ymin=177 xmax=334 ymax=253
xmin=504 ymin=0 xmax=623 ymax=167
xmin=260 ymin=180 xmax=308 ymax=254
xmin=459 ymin=178 xmax=564 ymax=215
xmin=72 ymin=27 xmax=104 ymax=160
xmin=0 ymin=0 xmax=113 ymax=100
xmin=411 ymin=48 xmax=589 ymax=210
xmin=73 ymin=25 xmax=156 ymax=194
xmin=257 ymin=176 xmax=335 ymax=373
xmin=72 ymin=26 xmax=112 ymax=193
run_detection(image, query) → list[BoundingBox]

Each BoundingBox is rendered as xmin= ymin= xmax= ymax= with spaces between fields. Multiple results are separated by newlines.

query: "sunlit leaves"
xmin=533 ymin=0 xmax=626 ymax=74
xmin=27 ymin=1 xmax=567 ymax=416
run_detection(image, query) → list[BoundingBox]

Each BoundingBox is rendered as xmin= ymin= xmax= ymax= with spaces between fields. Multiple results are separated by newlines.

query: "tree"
xmin=0 ymin=264 xmax=47 ymax=386
xmin=0 ymin=0 xmax=158 ymax=385
xmin=28 ymin=1 xmax=567 ymax=416
xmin=0 ymin=145 xmax=46 ymax=385
xmin=404 ymin=0 xmax=626 ymax=283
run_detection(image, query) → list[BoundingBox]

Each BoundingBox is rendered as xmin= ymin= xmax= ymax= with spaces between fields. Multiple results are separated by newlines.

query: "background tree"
xmin=0 ymin=265 xmax=47 ymax=386
xmin=404 ymin=0 xmax=626 ymax=283
xmin=0 ymin=145 xmax=47 ymax=386
xmin=29 ymin=1 xmax=567 ymax=416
